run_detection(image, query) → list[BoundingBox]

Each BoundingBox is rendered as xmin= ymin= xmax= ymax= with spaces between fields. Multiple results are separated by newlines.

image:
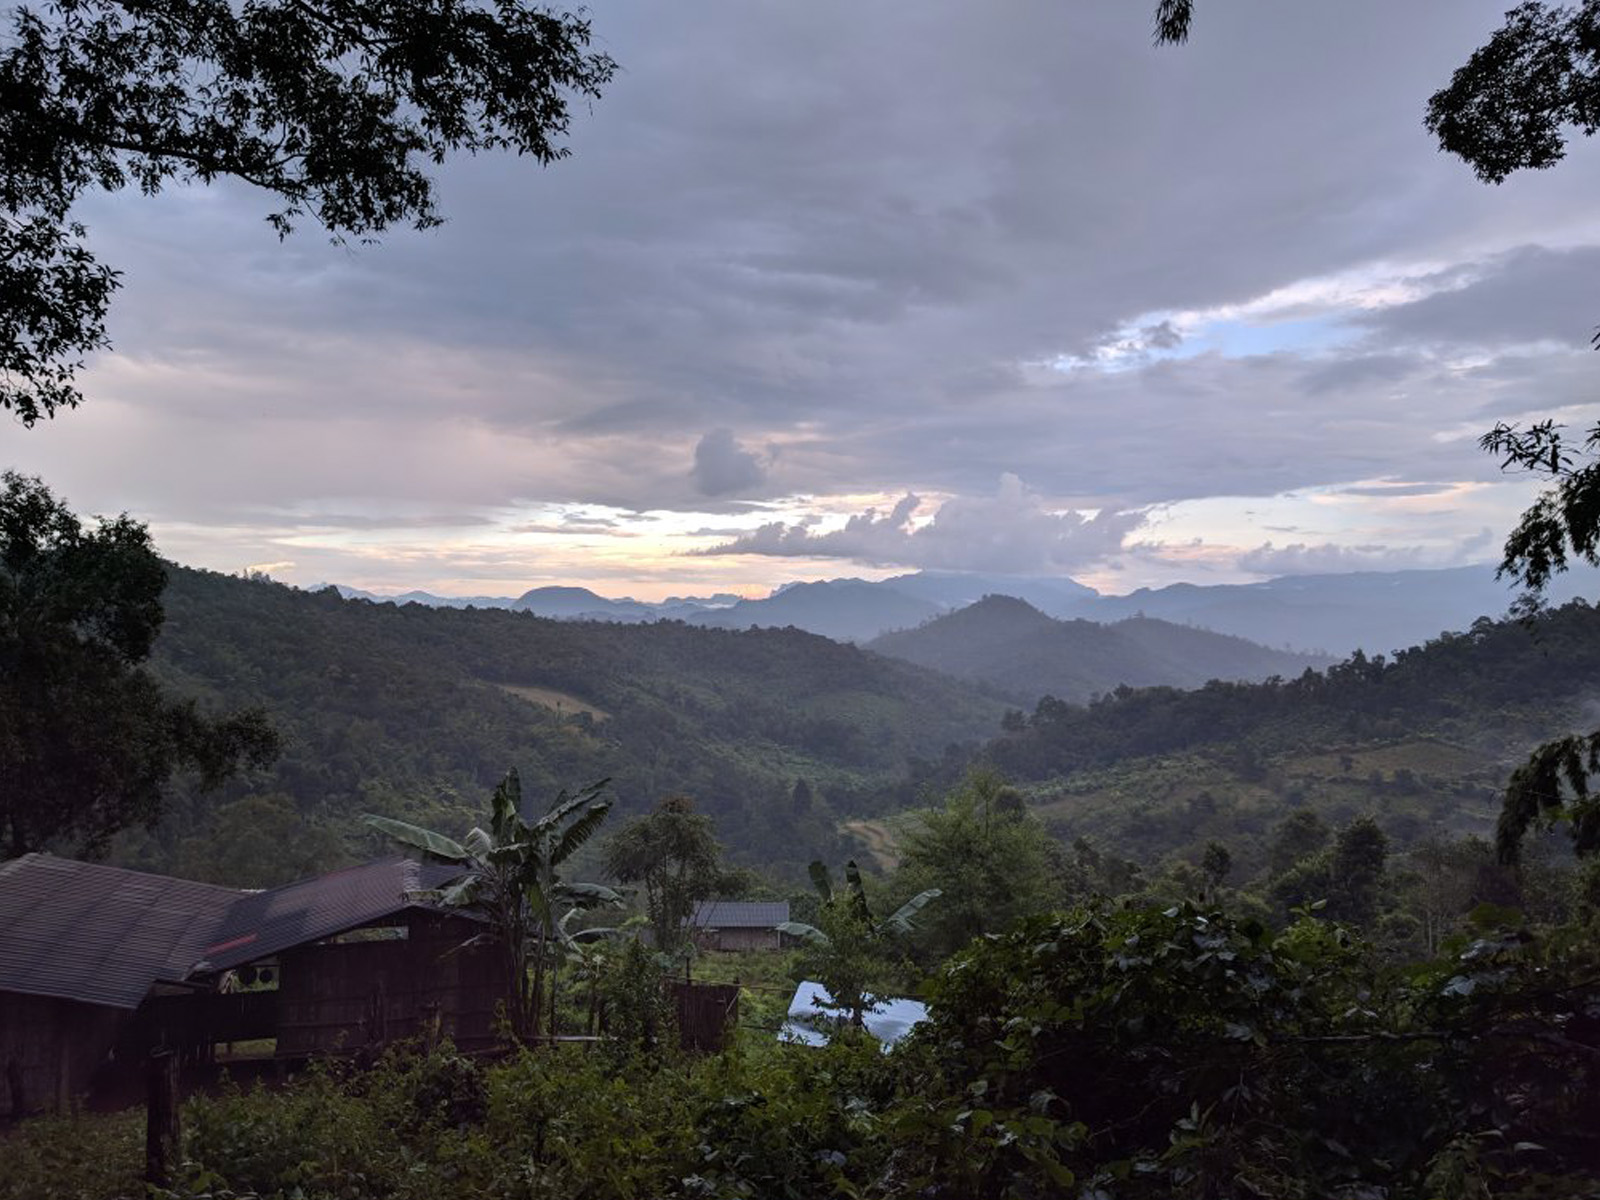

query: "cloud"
xmin=690 ymin=429 xmax=768 ymax=496
xmin=1141 ymin=320 xmax=1183 ymax=350
xmin=1237 ymin=541 xmax=1448 ymax=576
xmin=694 ymin=474 xmax=1145 ymax=573
xmin=242 ymin=560 xmax=296 ymax=577
xmin=11 ymin=0 xmax=1600 ymax=597
xmin=1335 ymin=482 xmax=1459 ymax=498
xmin=1356 ymin=245 xmax=1600 ymax=351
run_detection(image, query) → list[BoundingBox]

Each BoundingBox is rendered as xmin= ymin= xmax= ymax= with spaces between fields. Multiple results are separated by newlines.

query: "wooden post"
xmin=145 ymin=1050 xmax=179 ymax=1188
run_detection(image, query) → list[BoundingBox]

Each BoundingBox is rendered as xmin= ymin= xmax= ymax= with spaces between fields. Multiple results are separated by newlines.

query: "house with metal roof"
xmin=686 ymin=900 xmax=791 ymax=951
xmin=0 ymin=854 xmax=497 ymax=1117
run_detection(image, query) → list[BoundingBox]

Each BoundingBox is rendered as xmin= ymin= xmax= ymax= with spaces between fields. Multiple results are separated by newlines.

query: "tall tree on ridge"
xmin=0 ymin=470 xmax=280 ymax=857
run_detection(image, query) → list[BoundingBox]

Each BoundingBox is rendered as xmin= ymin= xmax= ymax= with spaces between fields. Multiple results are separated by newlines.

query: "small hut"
xmin=0 ymin=854 xmax=500 ymax=1116
xmin=685 ymin=900 xmax=790 ymax=952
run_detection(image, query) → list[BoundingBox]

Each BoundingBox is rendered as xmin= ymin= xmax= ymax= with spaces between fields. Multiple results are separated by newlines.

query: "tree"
xmin=1273 ymin=816 xmax=1390 ymax=927
xmin=1267 ymin=809 xmax=1330 ymax=878
xmin=1475 ymin=420 xmax=1600 ymax=862
xmin=0 ymin=470 xmax=279 ymax=856
xmin=1 ymin=0 xmax=617 ymax=423
xmin=888 ymin=767 xmax=1063 ymax=960
xmin=1200 ymin=840 xmax=1232 ymax=895
xmin=1424 ymin=2 xmax=1600 ymax=185
xmin=602 ymin=794 xmax=725 ymax=953
xmin=779 ymin=859 xmax=940 ymax=1026
xmin=364 ymin=768 xmax=619 ymax=1041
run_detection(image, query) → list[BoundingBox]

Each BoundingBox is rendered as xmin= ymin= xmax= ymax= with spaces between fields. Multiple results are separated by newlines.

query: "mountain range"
xmin=327 ymin=565 xmax=1600 ymax=654
xmin=867 ymin=595 xmax=1332 ymax=704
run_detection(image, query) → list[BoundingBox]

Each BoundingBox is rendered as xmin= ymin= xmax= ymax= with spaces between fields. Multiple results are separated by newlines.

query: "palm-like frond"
xmin=362 ymin=814 xmax=469 ymax=862
xmin=557 ymin=880 xmax=623 ymax=908
xmin=844 ymin=860 xmax=873 ymax=923
xmin=881 ymin=888 xmax=942 ymax=935
xmin=808 ymin=859 xmax=833 ymax=903
xmin=569 ymin=925 xmax=624 ymax=943
xmin=490 ymin=769 xmax=523 ymax=844
xmin=536 ymin=778 xmax=612 ymax=835
xmin=552 ymin=796 xmax=613 ymax=864
xmin=777 ymin=920 xmax=830 ymax=946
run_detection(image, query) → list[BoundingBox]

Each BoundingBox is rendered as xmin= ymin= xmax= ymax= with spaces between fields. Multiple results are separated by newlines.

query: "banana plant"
xmin=777 ymin=859 xmax=941 ymax=945
xmin=778 ymin=859 xmax=940 ymax=1028
xmin=364 ymin=768 xmax=619 ymax=1041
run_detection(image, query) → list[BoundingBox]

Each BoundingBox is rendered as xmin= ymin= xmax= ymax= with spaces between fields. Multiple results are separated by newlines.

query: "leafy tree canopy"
xmin=1425 ymin=1 xmax=1600 ymax=184
xmin=603 ymin=793 xmax=728 ymax=953
xmin=0 ymin=0 xmax=616 ymax=423
xmin=0 ymin=470 xmax=279 ymax=856
xmin=888 ymin=767 xmax=1064 ymax=961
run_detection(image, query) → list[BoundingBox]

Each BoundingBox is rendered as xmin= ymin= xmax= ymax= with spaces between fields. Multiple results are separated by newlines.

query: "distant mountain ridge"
xmin=322 ymin=564 xmax=1600 ymax=655
xmin=868 ymin=595 xmax=1333 ymax=704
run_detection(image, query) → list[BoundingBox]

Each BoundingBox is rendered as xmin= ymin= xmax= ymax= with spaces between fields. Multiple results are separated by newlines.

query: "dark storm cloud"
xmin=690 ymin=429 xmax=768 ymax=496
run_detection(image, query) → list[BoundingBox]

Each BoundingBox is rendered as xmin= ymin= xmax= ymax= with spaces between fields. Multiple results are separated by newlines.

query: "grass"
xmin=492 ymin=683 xmax=611 ymax=722
xmin=0 ymin=1109 xmax=144 ymax=1200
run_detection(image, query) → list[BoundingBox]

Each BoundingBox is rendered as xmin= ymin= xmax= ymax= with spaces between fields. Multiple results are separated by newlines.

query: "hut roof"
xmin=687 ymin=900 xmax=790 ymax=929
xmin=198 ymin=857 xmax=463 ymax=972
xmin=0 ymin=854 xmax=241 ymax=1010
xmin=0 ymin=854 xmax=467 ymax=1008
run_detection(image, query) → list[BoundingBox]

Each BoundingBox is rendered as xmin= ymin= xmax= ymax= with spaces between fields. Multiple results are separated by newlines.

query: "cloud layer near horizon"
xmin=5 ymin=0 xmax=1599 ymax=596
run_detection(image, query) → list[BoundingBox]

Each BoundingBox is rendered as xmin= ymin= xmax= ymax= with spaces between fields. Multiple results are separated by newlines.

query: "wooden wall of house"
xmin=0 ymin=992 xmax=124 ymax=1117
xmin=276 ymin=913 xmax=504 ymax=1057
xmin=698 ymin=927 xmax=781 ymax=952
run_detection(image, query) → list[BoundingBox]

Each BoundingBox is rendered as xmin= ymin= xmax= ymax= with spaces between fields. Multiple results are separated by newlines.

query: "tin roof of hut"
xmin=687 ymin=900 xmax=790 ymax=929
xmin=197 ymin=856 xmax=464 ymax=972
xmin=0 ymin=853 xmax=467 ymax=1009
xmin=0 ymin=854 xmax=242 ymax=1009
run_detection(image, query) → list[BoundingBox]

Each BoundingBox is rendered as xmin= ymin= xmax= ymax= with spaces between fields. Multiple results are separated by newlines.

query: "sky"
xmin=7 ymin=0 xmax=1600 ymax=601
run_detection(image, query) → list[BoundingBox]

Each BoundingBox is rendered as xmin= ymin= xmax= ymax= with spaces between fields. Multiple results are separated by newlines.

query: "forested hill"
xmin=124 ymin=567 xmax=1007 ymax=884
xmin=905 ymin=600 xmax=1600 ymax=872
xmin=867 ymin=595 xmax=1331 ymax=703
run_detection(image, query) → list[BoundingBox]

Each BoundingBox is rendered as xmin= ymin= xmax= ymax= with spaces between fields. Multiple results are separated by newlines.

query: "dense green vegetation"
xmin=10 ymin=742 xmax=1600 ymax=1198
xmin=119 ymin=566 xmax=1007 ymax=884
xmin=0 ymin=473 xmax=279 ymax=858
xmin=107 ymin=567 xmax=1600 ymax=896
xmin=869 ymin=600 xmax=1600 ymax=873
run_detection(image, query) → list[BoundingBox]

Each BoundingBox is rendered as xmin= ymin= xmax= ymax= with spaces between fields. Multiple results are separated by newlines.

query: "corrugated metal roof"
xmin=688 ymin=900 xmax=790 ymax=929
xmin=0 ymin=854 xmax=469 ymax=1008
xmin=0 ymin=854 xmax=242 ymax=1010
xmin=198 ymin=856 xmax=464 ymax=972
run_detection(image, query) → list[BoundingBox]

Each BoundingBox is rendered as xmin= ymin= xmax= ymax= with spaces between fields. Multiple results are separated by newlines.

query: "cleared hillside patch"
xmin=493 ymin=683 xmax=611 ymax=722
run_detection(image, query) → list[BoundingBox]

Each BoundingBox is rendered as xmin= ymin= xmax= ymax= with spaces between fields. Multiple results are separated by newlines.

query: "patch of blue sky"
xmin=1187 ymin=314 xmax=1358 ymax=359
xmin=1055 ymin=311 xmax=1362 ymax=375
